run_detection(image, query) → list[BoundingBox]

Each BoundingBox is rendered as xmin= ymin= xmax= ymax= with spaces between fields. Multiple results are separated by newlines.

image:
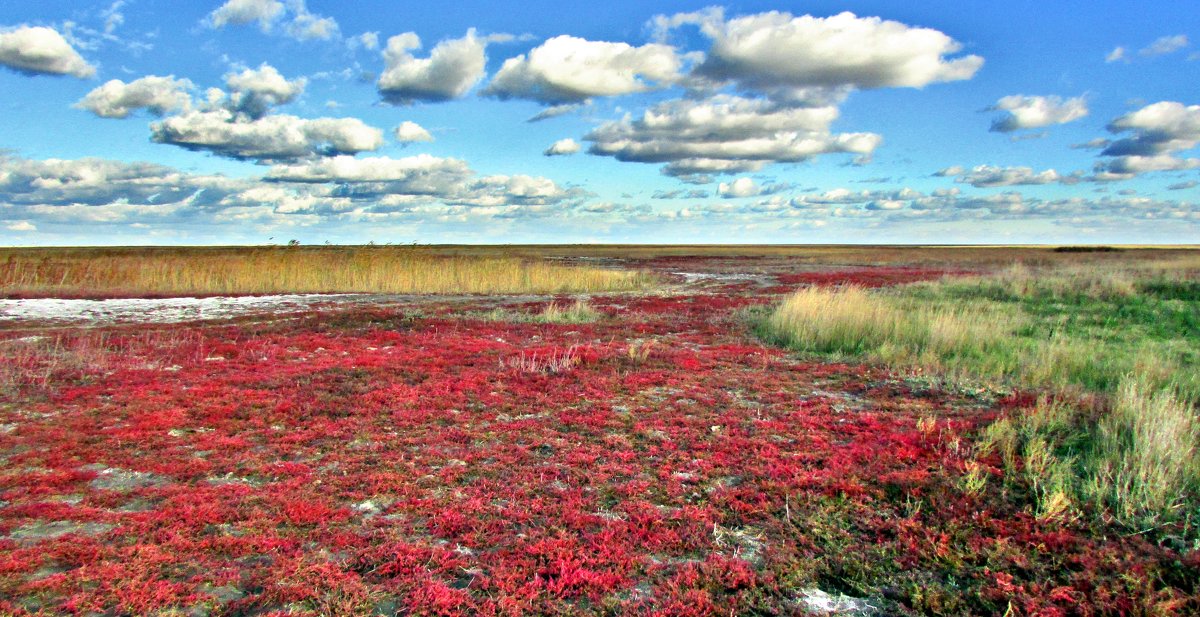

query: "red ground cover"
xmin=0 ymin=260 xmax=1195 ymax=615
xmin=770 ymin=267 xmax=968 ymax=290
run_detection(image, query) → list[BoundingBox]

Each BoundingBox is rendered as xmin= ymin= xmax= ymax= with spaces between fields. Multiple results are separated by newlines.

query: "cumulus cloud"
xmin=207 ymin=0 xmax=284 ymax=30
xmin=938 ymin=165 xmax=1073 ymax=188
xmin=1168 ymin=180 xmax=1198 ymax=190
xmin=0 ymin=154 xmax=242 ymax=212
xmin=263 ymin=155 xmax=581 ymax=207
xmin=224 ymin=63 xmax=306 ymax=118
xmin=264 ymin=153 xmax=463 ymax=183
xmin=574 ymin=9 xmax=983 ymax=181
xmin=717 ymin=177 xmax=761 ymax=198
xmin=652 ymin=189 xmax=709 ymax=199
xmin=0 ymin=25 xmax=96 ymax=78
xmin=378 ymin=30 xmax=487 ymax=104
xmin=6 ymin=221 xmax=36 ymax=231
xmin=485 ymin=35 xmax=682 ymax=104
xmin=543 ymin=138 xmax=580 ymax=156
xmin=1096 ymin=101 xmax=1200 ymax=177
xmin=75 ymin=75 xmax=193 ymax=118
xmin=988 ymin=95 xmax=1088 ymax=132
xmin=662 ymin=9 xmax=982 ymax=98
xmin=0 ymin=151 xmax=588 ymax=234
xmin=150 ymin=109 xmax=383 ymax=161
xmin=585 ymin=94 xmax=880 ymax=179
xmin=207 ymin=0 xmax=338 ymax=41
xmin=283 ymin=0 xmax=339 ymax=41
xmin=393 ymin=121 xmax=433 ymax=143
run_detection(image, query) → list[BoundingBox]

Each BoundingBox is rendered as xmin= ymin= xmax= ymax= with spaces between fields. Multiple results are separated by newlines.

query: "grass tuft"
xmin=477 ymin=299 xmax=603 ymax=324
xmin=981 ymin=381 xmax=1199 ymax=530
xmin=758 ymin=285 xmax=1015 ymax=373
xmin=1087 ymin=379 xmax=1200 ymax=525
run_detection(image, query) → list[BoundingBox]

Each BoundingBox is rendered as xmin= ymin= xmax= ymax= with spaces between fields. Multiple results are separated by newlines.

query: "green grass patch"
xmin=757 ymin=262 xmax=1200 ymax=535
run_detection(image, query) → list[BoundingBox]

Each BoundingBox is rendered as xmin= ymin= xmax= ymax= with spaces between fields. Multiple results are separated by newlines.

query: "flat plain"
xmin=1 ymin=245 xmax=1197 ymax=616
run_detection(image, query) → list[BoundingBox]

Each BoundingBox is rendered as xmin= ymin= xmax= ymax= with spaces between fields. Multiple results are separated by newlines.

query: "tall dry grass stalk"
xmin=0 ymin=248 xmax=652 ymax=296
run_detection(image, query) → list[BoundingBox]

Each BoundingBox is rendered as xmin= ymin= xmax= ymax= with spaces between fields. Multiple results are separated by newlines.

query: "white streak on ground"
xmin=0 ymin=294 xmax=359 ymax=326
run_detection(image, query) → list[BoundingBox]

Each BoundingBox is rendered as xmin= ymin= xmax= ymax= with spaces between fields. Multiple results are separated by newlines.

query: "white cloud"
xmin=150 ymin=109 xmax=383 ymax=161
xmin=263 ymin=154 xmax=468 ymax=183
xmin=717 ymin=177 xmax=761 ymax=198
xmin=527 ymin=103 xmax=582 ymax=122
xmin=207 ymin=0 xmax=284 ymax=30
xmin=664 ymin=9 xmax=983 ymax=98
xmin=543 ymin=138 xmax=580 ymax=156
xmin=0 ymin=25 xmax=96 ymax=78
xmin=207 ymin=0 xmax=338 ymax=41
xmin=75 ymin=75 xmax=193 ymax=118
xmin=1097 ymin=101 xmax=1200 ymax=177
xmin=1139 ymin=34 xmax=1189 ymax=57
xmin=263 ymin=155 xmax=580 ymax=207
xmin=393 ymin=121 xmax=434 ymax=143
xmin=0 ymin=152 xmax=587 ymax=233
xmin=378 ymin=30 xmax=487 ymax=104
xmin=1107 ymin=35 xmax=1189 ymax=63
xmin=585 ymin=94 xmax=880 ymax=179
xmin=989 ymin=95 xmax=1088 ymax=132
xmin=102 ymin=1 xmax=126 ymax=36
xmin=1098 ymin=155 xmax=1200 ymax=176
xmin=6 ymin=221 xmax=36 ymax=232
xmin=283 ymin=0 xmax=339 ymax=41
xmin=224 ymin=63 xmax=306 ymax=118
xmin=0 ymin=154 xmax=242 ymax=211
xmin=352 ymin=31 xmax=379 ymax=50
xmin=485 ymin=35 xmax=682 ymax=104
xmin=939 ymin=165 xmax=1069 ymax=188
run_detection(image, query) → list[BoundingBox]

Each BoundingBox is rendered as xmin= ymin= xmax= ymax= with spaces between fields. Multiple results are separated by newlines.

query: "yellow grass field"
xmin=0 ymin=246 xmax=654 ymax=297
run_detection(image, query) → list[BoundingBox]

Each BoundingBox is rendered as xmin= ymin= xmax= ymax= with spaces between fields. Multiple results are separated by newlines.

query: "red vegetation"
xmin=772 ymin=266 xmax=968 ymax=289
xmin=0 ymin=257 xmax=1194 ymax=615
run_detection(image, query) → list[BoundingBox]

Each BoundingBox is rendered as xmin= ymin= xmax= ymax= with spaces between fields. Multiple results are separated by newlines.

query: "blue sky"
xmin=0 ymin=1 xmax=1197 ymax=245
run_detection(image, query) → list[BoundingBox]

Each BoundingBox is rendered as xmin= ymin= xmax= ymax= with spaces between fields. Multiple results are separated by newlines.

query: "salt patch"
xmin=0 ymin=294 xmax=358 ymax=325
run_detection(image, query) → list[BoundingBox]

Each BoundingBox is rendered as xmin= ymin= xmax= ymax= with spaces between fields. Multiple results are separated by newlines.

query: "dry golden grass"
xmin=0 ymin=247 xmax=652 ymax=297
xmin=760 ymin=285 xmax=1015 ymax=368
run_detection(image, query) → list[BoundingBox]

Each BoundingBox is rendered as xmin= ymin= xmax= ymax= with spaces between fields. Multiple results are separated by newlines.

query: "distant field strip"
xmin=0 ymin=248 xmax=654 ymax=296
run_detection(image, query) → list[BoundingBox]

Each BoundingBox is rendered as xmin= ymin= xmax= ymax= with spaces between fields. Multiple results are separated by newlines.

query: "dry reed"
xmin=0 ymin=247 xmax=652 ymax=296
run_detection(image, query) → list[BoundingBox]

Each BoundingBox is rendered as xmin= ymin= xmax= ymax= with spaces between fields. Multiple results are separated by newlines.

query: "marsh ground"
xmin=0 ymin=247 xmax=1197 ymax=616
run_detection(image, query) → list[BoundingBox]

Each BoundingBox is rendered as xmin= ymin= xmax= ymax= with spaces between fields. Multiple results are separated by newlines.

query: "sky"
xmin=0 ymin=1 xmax=1197 ymax=245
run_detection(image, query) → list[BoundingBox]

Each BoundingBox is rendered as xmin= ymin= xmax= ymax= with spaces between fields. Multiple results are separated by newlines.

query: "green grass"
xmin=758 ymin=262 xmax=1200 ymax=534
xmin=759 ymin=265 xmax=1200 ymax=400
xmin=980 ymin=381 xmax=1199 ymax=533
